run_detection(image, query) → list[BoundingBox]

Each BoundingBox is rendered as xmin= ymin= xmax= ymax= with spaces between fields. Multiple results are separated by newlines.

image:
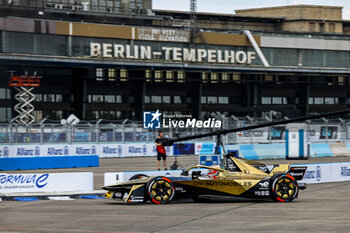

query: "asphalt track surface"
xmin=1 ymin=156 xmax=350 ymax=233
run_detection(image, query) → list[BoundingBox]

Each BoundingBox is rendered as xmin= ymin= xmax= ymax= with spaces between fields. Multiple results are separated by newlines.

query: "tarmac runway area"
xmin=0 ymin=181 xmax=350 ymax=233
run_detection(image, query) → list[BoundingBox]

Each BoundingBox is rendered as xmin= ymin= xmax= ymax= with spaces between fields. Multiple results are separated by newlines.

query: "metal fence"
xmin=1 ymin=117 xmax=350 ymax=145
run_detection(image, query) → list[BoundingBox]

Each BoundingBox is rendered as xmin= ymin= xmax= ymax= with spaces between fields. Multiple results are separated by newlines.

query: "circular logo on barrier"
xmin=117 ymin=145 xmax=122 ymax=156
xmin=3 ymin=147 xmax=9 ymax=157
xmin=316 ymin=166 xmax=321 ymax=182
xmin=35 ymin=146 xmax=40 ymax=156
xmin=91 ymin=145 xmax=96 ymax=155
xmin=64 ymin=146 xmax=69 ymax=156
xmin=142 ymin=145 xmax=147 ymax=155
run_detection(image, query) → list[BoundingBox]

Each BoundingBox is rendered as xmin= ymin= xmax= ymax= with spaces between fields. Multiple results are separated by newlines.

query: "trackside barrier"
xmin=290 ymin=162 xmax=350 ymax=184
xmin=104 ymin=162 xmax=350 ymax=185
xmin=0 ymin=156 xmax=99 ymax=171
xmin=0 ymin=172 xmax=93 ymax=194
xmin=0 ymin=142 xmax=349 ymax=159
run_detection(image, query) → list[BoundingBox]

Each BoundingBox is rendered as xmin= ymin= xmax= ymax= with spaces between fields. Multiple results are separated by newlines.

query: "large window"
xmin=0 ymin=88 xmax=10 ymax=99
xmin=87 ymin=110 xmax=123 ymax=120
xmin=262 ymin=97 xmax=289 ymax=105
xmin=218 ymin=96 xmax=229 ymax=104
xmin=261 ymin=97 xmax=271 ymax=105
xmin=272 ymin=97 xmax=282 ymax=105
xmin=162 ymin=96 xmax=171 ymax=103
xmin=314 ymin=97 xmax=324 ymax=105
xmin=177 ymin=71 xmax=185 ymax=83
xmin=174 ymin=96 xmax=182 ymax=104
xmin=0 ymin=107 xmax=12 ymax=122
xmin=151 ymin=96 xmax=162 ymax=103
xmin=105 ymin=95 xmax=116 ymax=103
xmin=207 ymin=96 xmax=218 ymax=104
xmin=309 ymin=97 xmax=339 ymax=105
xmin=88 ymin=94 xmax=123 ymax=103
xmin=41 ymin=94 xmax=63 ymax=102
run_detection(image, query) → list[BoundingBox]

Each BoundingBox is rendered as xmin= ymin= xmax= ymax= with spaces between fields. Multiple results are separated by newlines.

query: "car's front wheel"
xmin=271 ymin=174 xmax=299 ymax=202
xmin=146 ymin=176 xmax=175 ymax=204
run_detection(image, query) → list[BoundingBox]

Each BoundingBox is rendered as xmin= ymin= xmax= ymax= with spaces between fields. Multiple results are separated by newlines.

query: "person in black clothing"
xmin=155 ymin=131 xmax=167 ymax=170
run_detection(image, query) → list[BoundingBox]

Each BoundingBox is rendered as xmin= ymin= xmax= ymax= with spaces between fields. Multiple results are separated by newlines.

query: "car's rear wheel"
xmin=146 ymin=176 xmax=175 ymax=204
xmin=271 ymin=174 xmax=299 ymax=202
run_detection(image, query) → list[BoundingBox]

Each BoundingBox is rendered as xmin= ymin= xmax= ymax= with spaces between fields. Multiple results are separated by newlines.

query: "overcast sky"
xmin=153 ymin=0 xmax=350 ymax=19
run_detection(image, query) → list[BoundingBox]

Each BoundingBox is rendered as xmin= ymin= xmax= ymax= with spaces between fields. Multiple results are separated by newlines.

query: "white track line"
xmin=48 ymin=196 xmax=74 ymax=201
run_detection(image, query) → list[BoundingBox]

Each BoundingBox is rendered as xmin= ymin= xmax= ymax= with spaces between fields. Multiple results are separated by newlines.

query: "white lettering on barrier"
xmin=0 ymin=144 xmax=173 ymax=158
xmin=0 ymin=172 xmax=93 ymax=193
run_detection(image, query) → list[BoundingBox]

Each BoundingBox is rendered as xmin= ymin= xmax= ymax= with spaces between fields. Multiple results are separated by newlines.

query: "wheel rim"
xmin=148 ymin=178 xmax=174 ymax=204
xmin=274 ymin=175 xmax=297 ymax=201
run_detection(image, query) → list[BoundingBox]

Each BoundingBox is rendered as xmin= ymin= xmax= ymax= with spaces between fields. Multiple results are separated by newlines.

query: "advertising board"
xmin=293 ymin=163 xmax=350 ymax=184
xmin=0 ymin=172 xmax=93 ymax=193
xmin=0 ymin=144 xmax=173 ymax=158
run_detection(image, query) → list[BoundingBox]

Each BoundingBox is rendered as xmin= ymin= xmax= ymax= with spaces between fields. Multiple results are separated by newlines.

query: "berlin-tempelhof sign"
xmin=90 ymin=42 xmax=256 ymax=64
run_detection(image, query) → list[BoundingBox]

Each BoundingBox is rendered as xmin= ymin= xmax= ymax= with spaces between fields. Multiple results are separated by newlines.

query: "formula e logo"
xmin=316 ymin=166 xmax=321 ymax=181
xmin=259 ymin=181 xmax=269 ymax=189
xmin=34 ymin=146 xmax=40 ymax=156
xmin=143 ymin=110 xmax=161 ymax=129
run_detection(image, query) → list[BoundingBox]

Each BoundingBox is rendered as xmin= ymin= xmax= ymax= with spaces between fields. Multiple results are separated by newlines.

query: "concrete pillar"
xmin=129 ymin=69 xmax=146 ymax=121
xmin=297 ymin=76 xmax=310 ymax=116
xmin=187 ymin=72 xmax=202 ymax=119
xmin=72 ymin=68 xmax=87 ymax=119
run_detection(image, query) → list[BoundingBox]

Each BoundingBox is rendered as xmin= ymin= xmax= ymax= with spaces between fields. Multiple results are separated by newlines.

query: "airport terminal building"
xmin=0 ymin=1 xmax=350 ymax=122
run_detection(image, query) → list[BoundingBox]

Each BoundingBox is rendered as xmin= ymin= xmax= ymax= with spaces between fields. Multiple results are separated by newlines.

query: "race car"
xmin=102 ymin=153 xmax=307 ymax=204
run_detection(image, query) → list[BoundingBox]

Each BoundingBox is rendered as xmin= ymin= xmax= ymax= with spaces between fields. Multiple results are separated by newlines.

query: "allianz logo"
xmin=103 ymin=147 xmax=117 ymax=154
xmin=75 ymin=147 xmax=90 ymax=155
xmin=47 ymin=147 xmax=63 ymax=155
xmin=128 ymin=145 xmax=147 ymax=154
xmin=16 ymin=148 xmax=34 ymax=156
xmin=128 ymin=146 xmax=142 ymax=154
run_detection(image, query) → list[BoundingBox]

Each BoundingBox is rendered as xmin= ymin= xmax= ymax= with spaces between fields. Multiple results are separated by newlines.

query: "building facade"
xmin=0 ymin=3 xmax=350 ymax=122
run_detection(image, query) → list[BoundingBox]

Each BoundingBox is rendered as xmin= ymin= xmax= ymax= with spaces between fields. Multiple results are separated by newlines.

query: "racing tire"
xmin=146 ymin=176 xmax=175 ymax=204
xmin=129 ymin=174 xmax=149 ymax=181
xmin=270 ymin=174 xmax=299 ymax=202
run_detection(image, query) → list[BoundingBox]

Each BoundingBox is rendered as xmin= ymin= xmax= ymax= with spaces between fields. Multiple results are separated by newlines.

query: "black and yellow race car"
xmin=102 ymin=154 xmax=307 ymax=204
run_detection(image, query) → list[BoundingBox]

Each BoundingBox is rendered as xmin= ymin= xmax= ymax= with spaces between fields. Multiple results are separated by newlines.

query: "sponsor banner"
xmin=104 ymin=170 xmax=183 ymax=186
xmin=308 ymin=125 xmax=340 ymax=140
xmin=0 ymin=144 xmax=173 ymax=158
xmin=0 ymin=172 xmax=93 ymax=193
xmin=99 ymin=144 xmax=173 ymax=158
xmin=195 ymin=143 xmax=216 ymax=155
xmin=234 ymin=124 xmax=342 ymax=143
xmin=291 ymin=163 xmax=350 ymax=184
xmin=235 ymin=126 xmax=286 ymax=144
